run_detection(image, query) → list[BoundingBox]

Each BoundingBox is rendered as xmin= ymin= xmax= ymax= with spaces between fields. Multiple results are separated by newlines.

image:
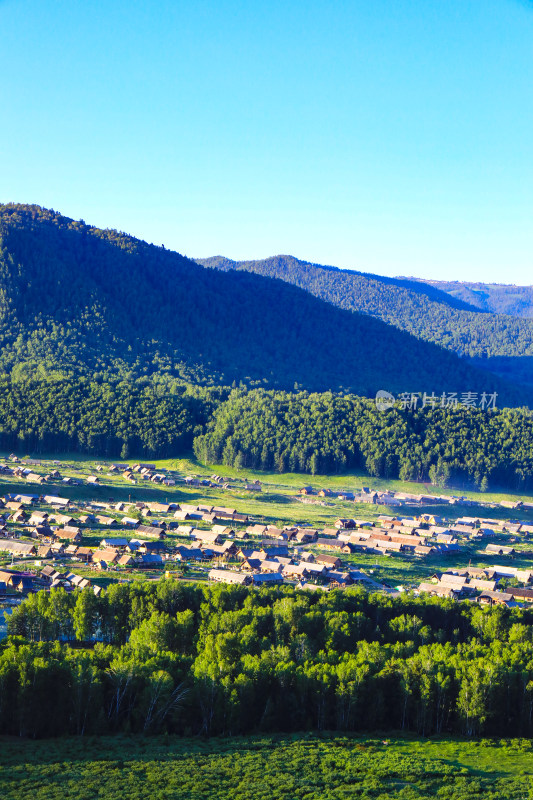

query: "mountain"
xmin=0 ymin=204 xmax=521 ymax=402
xmin=196 ymin=255 xmax=533 ymax=386
xmin=412 ymin=279 xmax=533 ymax=318
xmin=200 ymin=255 xmax=483 ymax=313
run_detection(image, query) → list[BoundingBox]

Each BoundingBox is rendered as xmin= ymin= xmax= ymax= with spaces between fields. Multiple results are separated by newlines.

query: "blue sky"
xmin=1 ymin=0 xmax=532 ymax=282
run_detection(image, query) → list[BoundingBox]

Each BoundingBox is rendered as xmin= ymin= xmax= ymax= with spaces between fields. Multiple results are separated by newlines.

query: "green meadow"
xmin=0 ymin=734 xmax=531 ymax=800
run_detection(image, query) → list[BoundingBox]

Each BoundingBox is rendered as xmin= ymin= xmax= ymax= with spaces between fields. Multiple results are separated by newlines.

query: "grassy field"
xmin=4 ymin=450 xmax=533 ymax=524
xmin=6 ymin=449 xmax=533 ymax=502
xmin=0 ymin=733 xmax=532 ymax=800
xmin=160 ymin=454 xmax=533 ymax=504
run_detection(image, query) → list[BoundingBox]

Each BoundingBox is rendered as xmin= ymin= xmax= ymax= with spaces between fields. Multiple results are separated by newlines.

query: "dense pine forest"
xmin=0 ymin=204 xmax=504 ymax=398
xmin=198 ymin=254 xmax=533 ymax=386
xmin=5 ymin=582 xmax=533 ymax=739
xmin=0 ymin=377 xmax=222 ymax=458
xmin=419 ymin=277 xmax=533 ymax=317
xmin=2 ymin=380 xmax=533 ymax=489
xmin=193 ymin=390 xmax=533 ymax=490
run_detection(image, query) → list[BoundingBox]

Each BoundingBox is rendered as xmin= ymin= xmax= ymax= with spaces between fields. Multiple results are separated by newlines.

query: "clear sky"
xmin=1 ymin=0 xmax=532 ymax=283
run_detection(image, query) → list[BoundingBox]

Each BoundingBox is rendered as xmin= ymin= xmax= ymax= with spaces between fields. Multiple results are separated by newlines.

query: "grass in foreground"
xmin=0 ymin=733 xmax=532 ymax=800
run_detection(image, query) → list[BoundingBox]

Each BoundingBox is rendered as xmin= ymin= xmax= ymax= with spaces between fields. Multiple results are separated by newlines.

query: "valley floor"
xmin=4 ymin=452 xmax=533 ymax=594
xmin=0 ymin=733 xmax=531 ymax=800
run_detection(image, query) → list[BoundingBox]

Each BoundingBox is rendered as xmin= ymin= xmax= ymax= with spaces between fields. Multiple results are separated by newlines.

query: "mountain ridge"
xmin=0 ymin=203 xmax=518 ymax=401
xmin=196 ymin=253 xmax=533 ymax=387
xmin=411 ymin=278 xmax=533 ymax=318
xmin=199 ymin=254 xmax=484 ymax=313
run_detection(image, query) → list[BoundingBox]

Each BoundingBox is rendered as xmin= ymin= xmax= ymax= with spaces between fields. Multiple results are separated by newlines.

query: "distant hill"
xmin=0 ymin=204 xmax=517 ymax=401
xmin=201 ymin=255 xmax=483 ymax=313
xmin=196 ymin=255 xmax=533 ymax=386
xmin=412 ymin=279 xmax=533 ymax=318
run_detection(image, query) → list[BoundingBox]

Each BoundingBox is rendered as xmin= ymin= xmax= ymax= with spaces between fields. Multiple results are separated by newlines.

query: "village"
xmin=0 ymin=454 xmax=533 ymax=613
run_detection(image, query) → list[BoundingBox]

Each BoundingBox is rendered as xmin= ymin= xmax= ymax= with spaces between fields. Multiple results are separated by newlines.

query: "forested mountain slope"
xmin=416 ymin=278 xmax=533 ymax=318
xmin=200 ymin=255 xmax=481 ymax=313
xmin=0 ymin=204 xmax=515 ymax=400
xmin=197 ymin=255 xmax=533 ymax=385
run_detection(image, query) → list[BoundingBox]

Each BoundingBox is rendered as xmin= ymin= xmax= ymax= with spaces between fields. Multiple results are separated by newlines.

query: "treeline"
xmin=3 ymin=381 xmax=533 ymax=490
xmin=0 ymin=377 xmax=222 ymax=458
xmin=5 ymin=582 xmax=533 ymax=739
xmin=193 ymin=389 xmax=533 ymax=489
